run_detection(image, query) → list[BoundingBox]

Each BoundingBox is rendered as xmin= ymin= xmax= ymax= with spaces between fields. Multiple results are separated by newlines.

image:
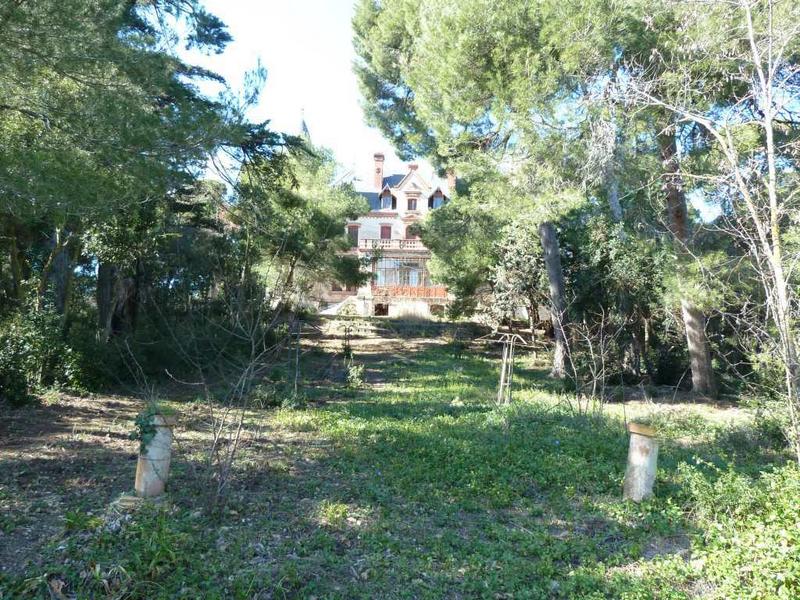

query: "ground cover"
xmin=1 ymin=334 xmax=797 ymax=599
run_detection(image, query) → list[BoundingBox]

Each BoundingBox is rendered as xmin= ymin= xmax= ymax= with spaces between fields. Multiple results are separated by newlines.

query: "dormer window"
xmin=407 ymin=198 xmax=417 ymax=211
xmin=380 ymin=190 xmax=396 ymax=210
xmin=428 ymin=190 xmax=445 ymax=209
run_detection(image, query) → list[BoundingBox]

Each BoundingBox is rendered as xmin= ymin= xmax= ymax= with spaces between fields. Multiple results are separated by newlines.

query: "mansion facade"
xmin=320 ymin=153 xmax=453 ymax=318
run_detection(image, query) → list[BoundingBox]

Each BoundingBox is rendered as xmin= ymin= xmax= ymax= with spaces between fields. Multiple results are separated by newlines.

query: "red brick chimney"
xmin=446 ymin=169 xmax=456 ymax=194
xmin=408 ymin=162 xmax=418 ymax=171
xmin=373 ymin=153 xmax=385 ymax=190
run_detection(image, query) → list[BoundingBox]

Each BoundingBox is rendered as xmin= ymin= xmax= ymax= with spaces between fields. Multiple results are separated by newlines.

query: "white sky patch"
xmin=688 ymin=189 xmax=722 ymax=222
xmin=181 ymin=0 xmax=433 ymax=188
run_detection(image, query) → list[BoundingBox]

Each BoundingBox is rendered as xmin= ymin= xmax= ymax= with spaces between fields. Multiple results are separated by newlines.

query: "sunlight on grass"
xmin=4 ymin=342 xmax=798 ymax=598
xmin=315 ymin=500 xmax=349 ymax=529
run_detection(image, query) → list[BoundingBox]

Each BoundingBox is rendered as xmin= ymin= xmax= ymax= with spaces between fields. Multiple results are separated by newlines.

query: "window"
xmin=405 ymin=226 xmax=419 ymax=240
xmin=380 ymin=193 xmax=396 ymax=210
xmin=407 ymin=198 xmax=417 ymax=211
xmin=380 ymin=225 xmax=392 ymax=240
xmin=347 ymin=225 xmax=359 ymax=247
xmin=429 ymin=194 xmax=444 ymax=209
xmin=374 ymin=258 xmax=431 ymax=287
xmin=331 ymin=281 xmax=343 ymax=292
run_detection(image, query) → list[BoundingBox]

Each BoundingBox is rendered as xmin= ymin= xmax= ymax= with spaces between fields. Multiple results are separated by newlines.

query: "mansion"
xmin=320 ymin=153 xmax=453 ymax=318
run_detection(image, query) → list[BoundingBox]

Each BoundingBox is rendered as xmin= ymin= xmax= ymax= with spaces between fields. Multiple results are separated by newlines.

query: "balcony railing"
xmin=372 ymin=285 xmax=448 ymax=299
xmin=358 ymin=238 xmax=426 ymax=251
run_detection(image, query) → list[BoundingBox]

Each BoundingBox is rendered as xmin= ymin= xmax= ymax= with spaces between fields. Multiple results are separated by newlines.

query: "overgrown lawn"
xmin=1 ymin=342 xmax=797 ymax=598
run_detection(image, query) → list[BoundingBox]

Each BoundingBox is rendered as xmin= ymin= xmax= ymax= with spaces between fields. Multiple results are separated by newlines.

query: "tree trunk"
xmin=36 ymin=228 xmax=68 ymax=311
xmin=9 ymin=225 xmax=25 ymax=302
xmin=659 ymin=132 xmax=716 ymax=398
xmin=681 ymin=300 xmax=717 ymax=397
xmin=111 ymin=261 xmax=143 ymax=337
xmin=538 ymin=221 xmax=567 ymax=378
xmin=636 ymin=320 xmax=655 ymax=380
xmin=96 ymin=262 xmax=116 ymax=342
xmin=51 ymin=240 xmax=72 ymax=315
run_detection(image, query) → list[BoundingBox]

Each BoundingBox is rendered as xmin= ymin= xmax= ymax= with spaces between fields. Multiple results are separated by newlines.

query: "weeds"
xmin=2 ymin=342 xmax=798 ymax=598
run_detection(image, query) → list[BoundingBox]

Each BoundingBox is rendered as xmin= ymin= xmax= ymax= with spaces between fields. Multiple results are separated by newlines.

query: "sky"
xmin=182 ymin=2 xmax=720 ymax=220
xmin=183 ymin=0 xmax=427 ymax=189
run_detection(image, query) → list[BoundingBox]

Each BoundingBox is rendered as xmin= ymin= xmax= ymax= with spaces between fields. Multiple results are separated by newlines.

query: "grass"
xmin=1 ymin=338 xmax=798 ymax=598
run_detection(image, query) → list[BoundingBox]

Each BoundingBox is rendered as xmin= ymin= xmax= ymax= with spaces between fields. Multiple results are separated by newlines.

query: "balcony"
xmin=358 ymin=238 xmax=426 ymax=251
xmin=372 ymin=285 xmax=448 ymax=299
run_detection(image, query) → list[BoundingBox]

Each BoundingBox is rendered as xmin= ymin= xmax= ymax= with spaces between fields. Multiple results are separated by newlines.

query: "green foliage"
xmin=0 ymin=352 xmax=29 ymax=407
xmin=131 ymin=409 xmax=158 ymax=454
xmin=346 ymin=363 xmax=365 ymax=388
xmin=421 ymin=197 xmax=501 ymax=317
xmin=64 ymin=510 xmax=104 ymax=532
xmin=3 ymin=343 xmax=799 ymax=598
xmin=249 ymin=383 xmax=283 ymax=409
xmin=678 ymin=462 xmax=800 ymax=598
xmin=130 ymin=402 xmax=176 ymax=453
xmin=237 ymin=144 xmax=370 ymax=294
xmin=281 ymin=391 xmax=309 ymax=410
xmin=0 ymin=0 xmax=339 ymax=400
xmin=488 ymin=217 xmax=548 ymax=324
xmin=316 ymin=500 xmax=349 ymax=529
xmin=0 ymin=308 xmax=85 ymax=405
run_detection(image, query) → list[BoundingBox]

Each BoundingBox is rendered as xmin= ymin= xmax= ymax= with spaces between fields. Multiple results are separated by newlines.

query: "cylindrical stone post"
xmin=134 ymin=414 xmax=176 ymax=498
xmin=623 ymin=422 xmax=658 ymax=502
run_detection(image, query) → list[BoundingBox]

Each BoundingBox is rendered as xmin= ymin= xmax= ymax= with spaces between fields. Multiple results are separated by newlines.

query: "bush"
xmin=281 ymin=390 xmax=308 ymax=409
xmin=249 ymin=383 xmax=282 ymax=408
xmin=346 ymin=363 xmax=365 ymax=388
xmin=0 ymin=349 xmax=30 ymax=406
xmin=0 ymin=308 xmax=86 ymax=404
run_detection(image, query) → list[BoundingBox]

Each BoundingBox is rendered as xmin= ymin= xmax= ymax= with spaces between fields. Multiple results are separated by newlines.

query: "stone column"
xmin=135 ymin=414 xmax=176 ymax=498
xmin=623 ymin=422 xmax=658 ymax=502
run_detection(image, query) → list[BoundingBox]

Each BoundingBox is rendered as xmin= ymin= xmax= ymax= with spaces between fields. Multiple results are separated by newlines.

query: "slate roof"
xmin=356 ymin=172 xmax=404 ymax=211
xmin=355 ymin=169 xmax=453 ymax=211
xmin=381 ymin=174 xmax=405 ymax=189
xmin=357 ymin=192 xmax=381 ymax=211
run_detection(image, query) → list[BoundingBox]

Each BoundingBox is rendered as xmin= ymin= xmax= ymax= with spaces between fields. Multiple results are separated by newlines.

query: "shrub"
xmin=248 ymin=383 xmax=282 ymax=409
xmin=346 ymin=363 xmax=365 ymax=388
xmin=281 ymin=391 xmax=308 ymax=409
xmin=0 ymin=348 xmax=30 ymax=406
xmin=0 ymin=308 xmax=86 ymax=404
